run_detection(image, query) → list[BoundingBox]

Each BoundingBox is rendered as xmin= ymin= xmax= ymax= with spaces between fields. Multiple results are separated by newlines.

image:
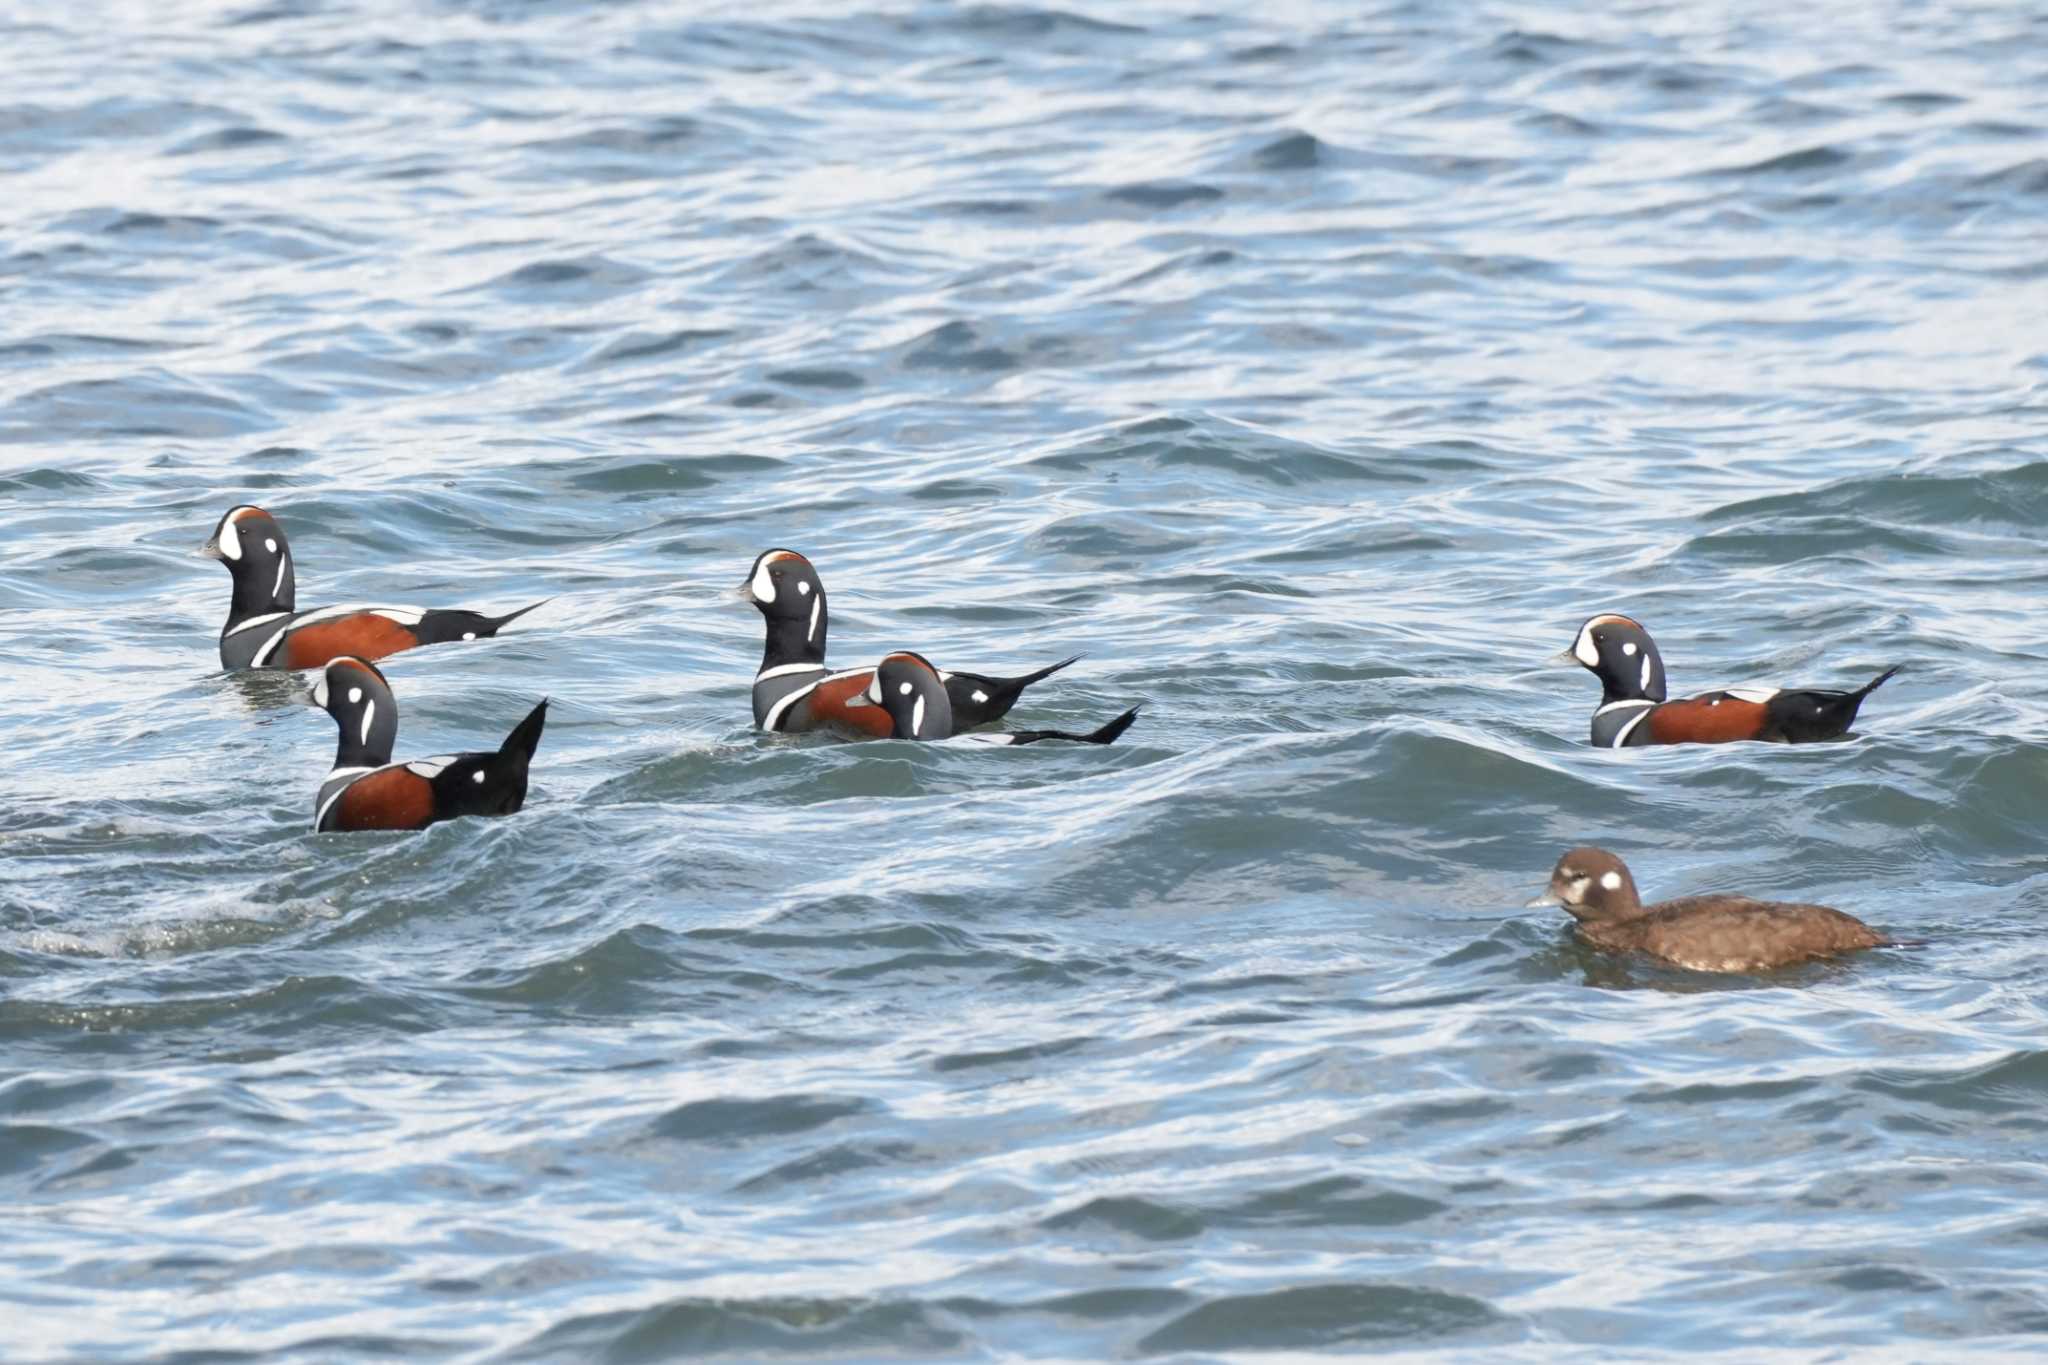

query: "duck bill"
xmin=1547 ymin=648 xmax=1580 ymax=667
xmin=1525 ymin=892 xmax=1563 ymax=909
xmin=197 ymin=538 xmax=225 ymax=560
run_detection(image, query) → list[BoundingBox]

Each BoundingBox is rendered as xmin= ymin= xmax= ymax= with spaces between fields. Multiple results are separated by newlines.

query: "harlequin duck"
xmin=740 ymin=548 xmax=1079 ymax=736
xmin=851 ymin=651 xmax=1140 ymax=744
xmin=1560 ymin=613 xmax=1899 ymax=748
xmin=200 ymin=505 xmax=546 ymax=670
xmin=1528 ymin=847 xmax=1891 ymax=973
xmin=302 ymin=655 xmax=546 ymax=833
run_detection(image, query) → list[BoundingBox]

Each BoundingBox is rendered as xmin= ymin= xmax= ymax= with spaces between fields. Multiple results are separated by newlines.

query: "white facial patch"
xmin=1572 ymin=624 xmax=1599 ymax=668
xmin=749 ymin=560 xmax=777 ymax=604
xmin=1600 ymin=870 xmax=1623 ymax=891
xmin=898 ymin=681 xmax=914 ymax=696
xmin=217 ymin=521 xmax=242 ymax=560
xmin=1639 ymin=656 xmax=1653 ymax=692
xmin=1621 ymin=641 xmax=1637 ymax=656
xmin=347 ymin=686 xmax=362 ymax=704
xmin=311 ymin=677 xmax=329 ymax=708
xmin=472 ymin=770 xmax=485 ymax=785
xmin=359 ymin=700 xmax=376 ymax=747
xmin=911 ymin=694 xmax=926 ymax=736
xmin=1567 ymin=875 xmax=1591 ymax=902
xmin=264 ymin=538 xmax=277 ymax=554
xmin=797 ymin=581 xmax=811 ymax=596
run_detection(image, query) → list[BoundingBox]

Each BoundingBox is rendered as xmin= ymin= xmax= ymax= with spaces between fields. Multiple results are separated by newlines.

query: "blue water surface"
xmin=4 ymin=0 xmax=2048 ymax=1358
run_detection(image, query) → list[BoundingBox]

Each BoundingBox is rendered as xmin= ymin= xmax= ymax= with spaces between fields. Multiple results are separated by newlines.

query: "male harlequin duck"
xmin=1529 ymin=847 xmax=1891 ymax=973
xmin=852 ymin=651 xmax=1140 ymax=744
xmin=201 ymin=505 xmax=546 ymax=670
xmin=1560 ymin=613 xmax=1899 ymax=748
xmin=302 ymin=656 xmax=546 ymax=833
xmin=740 ymin=548 xmax=1080 ymax=736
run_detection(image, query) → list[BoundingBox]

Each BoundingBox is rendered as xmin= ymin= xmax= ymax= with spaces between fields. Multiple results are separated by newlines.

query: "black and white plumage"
xmin=201 ymin=505 xmax=545 ymax=670
xmin=851 ymin=651 xmax=1140 ymax=745
xmin=301 ymin=656 xmax=547 ymax=833
xmin=740 ymin=548 xmax=1079 ymax=735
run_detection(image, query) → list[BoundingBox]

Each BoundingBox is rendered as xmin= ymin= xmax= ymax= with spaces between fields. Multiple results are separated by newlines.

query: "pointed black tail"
xmin=1010 ymin=704 xmax=1141 ymax=746
xmin=947 ymin=654 xmax=1081 ymax=727
xmin=487 ymin=598 xmax=551 ymax=634
xmin=1854 ymin=665 xmax=1902 ymax=699
xmin=499 ymin=698 xmax=549 ymax=764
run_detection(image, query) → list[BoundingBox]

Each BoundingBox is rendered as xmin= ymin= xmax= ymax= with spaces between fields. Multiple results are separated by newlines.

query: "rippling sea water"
xmin=5 ymin=0 xmax=2048 ymax=1358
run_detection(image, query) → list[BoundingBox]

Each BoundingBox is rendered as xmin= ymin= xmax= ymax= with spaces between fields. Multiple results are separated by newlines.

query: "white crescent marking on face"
xmin=312 ymin=676 xmax=329 ymax=709
xmin=359 ymin=699 xmax=376 ymax=748
xmin=1573 ymin=623 xmax=1599 ymax=668
xmin=750 ymin=559 xmax=777 ymax=604
xmin=217 ymin=521 xmax=242 ymax=560
xmin=911 ymin=694 xmax=926 ymax=736
xmin=808 ymin=591 xmax=821 ymax=643
xmin=1600 ymin=870 xmax=1623 ymax=891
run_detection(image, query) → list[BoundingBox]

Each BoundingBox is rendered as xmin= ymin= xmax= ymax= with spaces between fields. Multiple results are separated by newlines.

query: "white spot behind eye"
xmin=265 ymin=538 xmax=277 ymax=554
xmin=347 ymin=686 xmax=362 ymax=704
xmin=797 ymin=581 xmax=811 ymax=596
xmin=1600 ymin=870 xmax=1623 ymax=891
xmin=749 ymin=560 xmax=776 ymax=604
xmin=1622 ymin=641 xmax=1637 ymax=656
xmin=472 ymin=770 xmax=485 ymax=785
xmin=899 ymin=681 xmax=914 ymax=696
